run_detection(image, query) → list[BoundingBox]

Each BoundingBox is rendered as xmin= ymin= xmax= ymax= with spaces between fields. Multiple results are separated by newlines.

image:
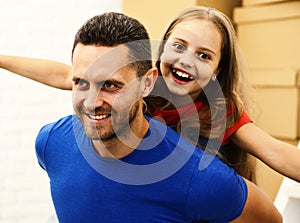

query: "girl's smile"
xmin=171 ymin=67 xmax=195 ymax=84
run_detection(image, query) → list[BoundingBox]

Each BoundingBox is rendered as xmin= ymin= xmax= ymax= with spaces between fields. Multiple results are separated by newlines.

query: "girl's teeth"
xmin=173 ymin=69 xmax=193 ymax=79
xmin=178 ymin=71 xmax=188 ymax=78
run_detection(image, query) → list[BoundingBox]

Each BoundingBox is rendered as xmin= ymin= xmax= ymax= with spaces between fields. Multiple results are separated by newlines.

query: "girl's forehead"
xmin=172 ymin=19 xmax=218 ymax=34
xmin=169 ymin=19 xmax=222 ymax=46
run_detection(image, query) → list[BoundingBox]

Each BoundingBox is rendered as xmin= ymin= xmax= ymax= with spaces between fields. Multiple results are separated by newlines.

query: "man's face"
xmin=72 ymin=43 xmax=144 ymax=142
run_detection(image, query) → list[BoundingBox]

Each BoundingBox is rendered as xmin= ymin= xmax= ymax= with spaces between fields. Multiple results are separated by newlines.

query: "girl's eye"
xmin=172 ymin=43 xmax=186 ymax=52
xmin=197 ymin=53 xmax=210 ymax=60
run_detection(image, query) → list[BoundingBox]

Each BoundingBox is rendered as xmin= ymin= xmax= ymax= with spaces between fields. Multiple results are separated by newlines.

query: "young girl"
xmin=1 ymin=6 xmax=299 ymax=182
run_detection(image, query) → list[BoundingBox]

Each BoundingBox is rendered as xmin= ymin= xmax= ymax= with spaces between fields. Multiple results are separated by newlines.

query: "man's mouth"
xmin=171 ymin=68 xmax=195 ymax=83
xmin=87 ymin=114 xmax=110 ymax=121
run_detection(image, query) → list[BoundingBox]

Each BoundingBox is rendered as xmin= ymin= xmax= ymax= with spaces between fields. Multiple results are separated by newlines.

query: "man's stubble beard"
xmin=84 ymin=102 xmax=140 ymax=143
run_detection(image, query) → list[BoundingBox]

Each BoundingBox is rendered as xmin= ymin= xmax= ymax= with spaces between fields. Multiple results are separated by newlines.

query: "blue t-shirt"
xmin=35 ymin=115 xmax=247 ymax=223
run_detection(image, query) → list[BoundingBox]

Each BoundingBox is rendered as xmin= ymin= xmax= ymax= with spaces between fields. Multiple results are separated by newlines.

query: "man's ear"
xmin=141 ymin=68 xmax=158 ymax=97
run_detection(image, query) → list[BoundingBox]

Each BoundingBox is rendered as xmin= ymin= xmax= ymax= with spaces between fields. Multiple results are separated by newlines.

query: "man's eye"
xmin=172 ymin=43 xmax=186 ymax=51
xmin=73 ymin=78 xmax=89 ymax=89
xmin=102 ymin=81 xmax=119 ymax=92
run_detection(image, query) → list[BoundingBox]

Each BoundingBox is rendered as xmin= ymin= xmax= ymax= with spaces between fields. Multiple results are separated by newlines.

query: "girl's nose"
xmin=179 ymin=51 xmax=195 ymax=68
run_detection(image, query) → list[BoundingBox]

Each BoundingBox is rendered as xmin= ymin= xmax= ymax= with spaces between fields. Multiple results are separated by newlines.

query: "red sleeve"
xmin=222 ymin=112 xmax=252 ymax=145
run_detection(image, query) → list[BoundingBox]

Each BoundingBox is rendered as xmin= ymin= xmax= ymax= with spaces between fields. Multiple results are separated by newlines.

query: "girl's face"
xmin=160 ymin=19 xmax=222 ymax=101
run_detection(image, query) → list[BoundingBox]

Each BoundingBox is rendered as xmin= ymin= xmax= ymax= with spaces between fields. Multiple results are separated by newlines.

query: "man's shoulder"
xmin=146 ymin=116 xmax=246 ymax=186
xmin=146 ymin=116 xmax=248 ymax=221
xmin=186 ymin=154 xmax=247 ymax=221
xmin=38 ymin=115 xmax=75 ymax=138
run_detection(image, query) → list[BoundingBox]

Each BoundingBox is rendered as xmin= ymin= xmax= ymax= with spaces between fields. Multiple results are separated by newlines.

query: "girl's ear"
xmin=141 ymin=68 xmax=158 ymax=97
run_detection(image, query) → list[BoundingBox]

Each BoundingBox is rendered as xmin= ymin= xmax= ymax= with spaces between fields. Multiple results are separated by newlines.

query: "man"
xmin=35 ymin=12 xmax=281 ymax=222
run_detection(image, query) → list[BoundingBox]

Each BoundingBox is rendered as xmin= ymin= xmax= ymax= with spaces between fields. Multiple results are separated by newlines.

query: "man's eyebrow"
xmin=72 ymin=75 xmax=126 ymax=87
xmin=96 ymin=78 xmax=125 ymax=87
xmin=72 ymin=76 xmax=82 ymax=82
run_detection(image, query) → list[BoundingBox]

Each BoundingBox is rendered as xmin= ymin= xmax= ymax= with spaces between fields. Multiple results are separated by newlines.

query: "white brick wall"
xmin=0 ymin=1 xmax=121 ymax=222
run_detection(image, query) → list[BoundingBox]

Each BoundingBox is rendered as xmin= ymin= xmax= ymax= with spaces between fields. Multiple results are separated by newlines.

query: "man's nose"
xmin=83 ymin=88 xmax=105 ymax=111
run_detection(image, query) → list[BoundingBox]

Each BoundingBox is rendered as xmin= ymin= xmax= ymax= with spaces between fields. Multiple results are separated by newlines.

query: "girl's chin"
xmin=166 ymin=79 xmax=190 ymax=92
xmin=166 ymin=82 xmax=201 ymax=101
xmin=167 ymin=85 xmax=190 ymax=97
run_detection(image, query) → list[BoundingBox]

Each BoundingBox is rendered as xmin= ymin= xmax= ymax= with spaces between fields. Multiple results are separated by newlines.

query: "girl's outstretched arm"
xmin=0 ymin=55 xmax=72 ymax=90
xmin=231 ymin=122 xmax=300 ymax=182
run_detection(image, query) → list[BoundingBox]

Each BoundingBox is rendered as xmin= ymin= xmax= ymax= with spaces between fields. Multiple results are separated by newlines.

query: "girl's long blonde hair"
xmin=145 ymin=6 xmax=256 ymax=181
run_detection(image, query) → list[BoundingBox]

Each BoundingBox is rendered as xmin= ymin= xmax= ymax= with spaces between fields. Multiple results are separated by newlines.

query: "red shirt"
xmin=151 ymin=101 xmax=252 ymax=145
xmin=222 ymin=111 xmax=252 ymax=144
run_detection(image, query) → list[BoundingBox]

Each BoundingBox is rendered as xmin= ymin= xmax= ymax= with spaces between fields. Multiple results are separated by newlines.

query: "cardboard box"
xmin=249 ymin=69 xmax=300 ymax=139
xmin=234 ymin=1 xmax=300 ymax=140
xmin=234 ymin=1 xmax=300 ymax=200
xmin=242 ymin=0 xmax=290 ymax=6
xmin=234 ymin=1 xmax=300 ymax=70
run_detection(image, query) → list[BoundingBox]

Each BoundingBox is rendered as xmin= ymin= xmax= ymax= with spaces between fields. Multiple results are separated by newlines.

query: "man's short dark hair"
xmin=72 ymin=12 xmax=152 ymax=77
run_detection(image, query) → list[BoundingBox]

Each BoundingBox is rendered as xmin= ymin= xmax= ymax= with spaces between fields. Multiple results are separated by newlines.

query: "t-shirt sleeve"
xmin=35 ymin=124 xmax=53 ymax=171
xmin=186 ymin=157 xmax=248 ymax=222
xmin=222 ymin=111 xmax=252 ymax=145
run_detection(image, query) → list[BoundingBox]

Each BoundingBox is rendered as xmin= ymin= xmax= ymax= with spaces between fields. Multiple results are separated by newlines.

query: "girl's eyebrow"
xmin=171 ymin=37 xmax=188 ymax=44
xmin=172 ymin=37 xmax=217 ymax=56
xmin=196 ymin=47 xmax=217 ymax=56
